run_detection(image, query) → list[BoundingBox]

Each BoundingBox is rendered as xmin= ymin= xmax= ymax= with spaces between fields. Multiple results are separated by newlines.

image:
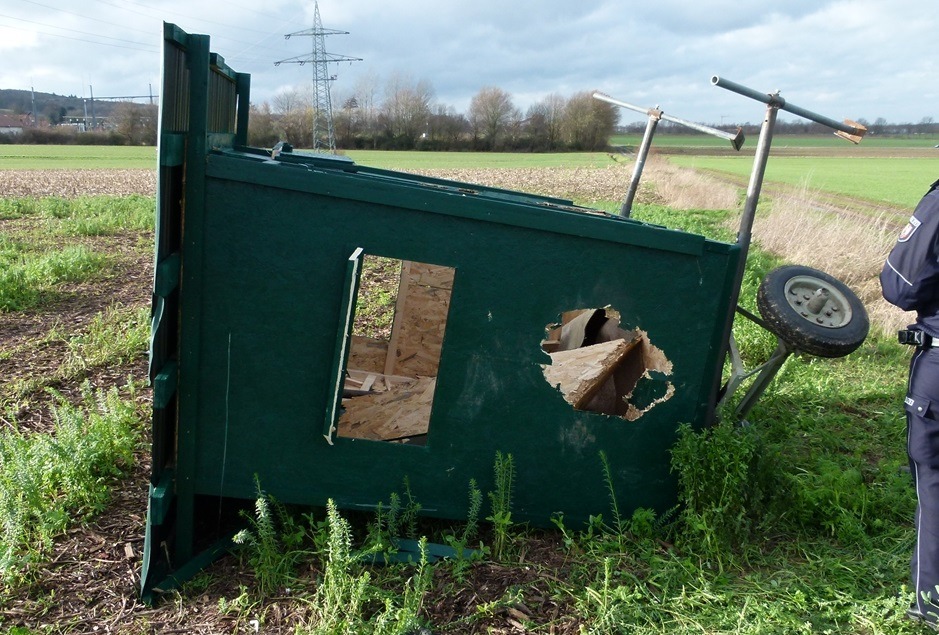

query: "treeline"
xmin=247 ymin=81 xmax=620 ymax=152
xmin=0 ymin=102 xmax=157 ymax=146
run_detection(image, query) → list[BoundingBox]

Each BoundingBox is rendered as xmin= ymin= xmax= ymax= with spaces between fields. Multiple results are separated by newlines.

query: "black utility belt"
xmin=899 ymin=329 xmax=937 ymax=347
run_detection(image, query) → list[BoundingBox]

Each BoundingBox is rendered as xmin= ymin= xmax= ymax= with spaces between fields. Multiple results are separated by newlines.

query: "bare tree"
xmin=426 ymin=104 xmax=468 ymax=147
xmin=380 ymin=72 xmax=434 ymax=148
xmin=468 ymin=86 xmax=519 ymax=150
xmin=248 ymin=102 xmax=278 ymax=147
xmin=271 ymin=86 xmax=313 ymax=147
xmin=113 ymin=101 xmax=157 ymax=145
xmin=526 ymin=93 xmax=566 ymax=150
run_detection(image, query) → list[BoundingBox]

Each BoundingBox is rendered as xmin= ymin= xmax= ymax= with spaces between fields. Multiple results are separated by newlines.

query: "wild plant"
xmin=487 ymin=451 xmax=515 ymax=561
xmin=232 ymin=476 xmax=307 ymax=598
xmin=670 ymin=421 xmax=773 ymax=567
xmin=0 ymin=383 xmax=138 ymax=586
xmin=444 ymin=479 xmax=484 ymax=579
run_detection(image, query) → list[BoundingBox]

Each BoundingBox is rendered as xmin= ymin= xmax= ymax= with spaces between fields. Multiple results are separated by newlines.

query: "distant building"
xmin=0 ymin=113 xmax=30 ymax=136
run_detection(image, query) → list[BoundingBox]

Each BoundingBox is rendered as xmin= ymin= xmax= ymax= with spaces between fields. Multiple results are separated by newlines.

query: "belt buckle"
xmin=899 ymin=330 xmax=928 ymax=346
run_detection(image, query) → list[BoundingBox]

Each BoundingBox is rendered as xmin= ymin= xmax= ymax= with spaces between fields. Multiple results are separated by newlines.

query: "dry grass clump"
xmin=751 ymin=185 xmax=912 ymax=334
xmin=0 ymin=170 xmax=156 ymax=198
xmin=641 ymin=158 xmax=740 ymax=211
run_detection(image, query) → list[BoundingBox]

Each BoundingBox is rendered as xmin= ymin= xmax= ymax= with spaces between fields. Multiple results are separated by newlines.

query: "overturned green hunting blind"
xmin=141 ymin=24 xmax=742 ymax=599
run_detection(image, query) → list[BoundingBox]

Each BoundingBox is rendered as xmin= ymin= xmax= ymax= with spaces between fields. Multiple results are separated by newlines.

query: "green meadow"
xmin=669 ymin=155 xmax=937 ymax=208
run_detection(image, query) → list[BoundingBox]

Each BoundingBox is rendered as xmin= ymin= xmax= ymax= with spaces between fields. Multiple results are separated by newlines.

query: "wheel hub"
xmin=784 ymin=275 xmax=854 ymax=329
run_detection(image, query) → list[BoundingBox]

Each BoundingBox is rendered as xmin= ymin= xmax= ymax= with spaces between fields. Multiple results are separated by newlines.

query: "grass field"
xmin=669 ymin=155 xmax=937 ymax=208
xmin=0 ymin=145 xmax=155 ymax=169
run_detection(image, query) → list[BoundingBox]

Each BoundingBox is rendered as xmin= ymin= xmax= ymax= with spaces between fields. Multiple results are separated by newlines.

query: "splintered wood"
xmin=338 ymin=376 xmax=436 ymax=441
xmin=543 ymin=338 xmax=641 ymax=408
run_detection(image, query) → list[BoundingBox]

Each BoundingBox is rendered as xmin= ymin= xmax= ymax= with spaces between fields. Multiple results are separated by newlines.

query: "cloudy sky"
xmin=1 ymin=0 xmax=936 ymax=127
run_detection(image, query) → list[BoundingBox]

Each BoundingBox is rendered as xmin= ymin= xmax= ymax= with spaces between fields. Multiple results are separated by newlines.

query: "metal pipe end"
xmin=710 ymin=75 xmax=721 ymax=86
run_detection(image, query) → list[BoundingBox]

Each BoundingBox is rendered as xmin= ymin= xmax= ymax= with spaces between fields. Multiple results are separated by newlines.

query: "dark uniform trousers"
xmin=907 ymin=346 xmax=939 ymax=616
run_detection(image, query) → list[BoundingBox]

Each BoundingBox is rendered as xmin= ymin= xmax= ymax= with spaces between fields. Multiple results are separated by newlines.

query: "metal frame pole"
xmin=593 ymin=91 xmax=744 ymax=217
xmin=708 ymin=76 xmax=867 ymax=422
xmin=621 ymin=109 xmax=660 ymax=217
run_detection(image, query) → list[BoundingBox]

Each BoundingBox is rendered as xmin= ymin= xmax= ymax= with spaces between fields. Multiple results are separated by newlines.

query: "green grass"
xmin=0 ymin=145 xmax=156 ymax=169
xmin=0 ymin=383 xmax=141 ymax=588
xmin=0 ymin=239 xmax=110 ymax=312
xmin=668 ymin=155 xmax=937 ymax=208
xmin=0 ymin=195 xmax=155 ymax=234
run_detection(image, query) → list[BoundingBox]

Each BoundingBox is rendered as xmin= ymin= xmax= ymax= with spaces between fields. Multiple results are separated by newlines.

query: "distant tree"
xmin=561 ymin=92 xmax=618 ymax=150
xmin=247 ymin=102 xmax=278 ymax=147
xmin=44 ymin=104 xmax=66 ymax=126
xmin=332 ymin=93 xmax=361 ymax=148
xmin=425 ymin=104 xmax=467 ymax=148
xmin=468 ymin=86 xmax=519 ymax=150
xmin=352 ymin=70 xmax=382 ymax=146
xmin=112 ymin=102 xmax=157 ymax=145
xmin=271 ymin=86 xmax=313 ymax=147
xmin=380 ymin=73 xmax=434 ymax=148
xmin=526 ymin=93 xmax=566 ymax=150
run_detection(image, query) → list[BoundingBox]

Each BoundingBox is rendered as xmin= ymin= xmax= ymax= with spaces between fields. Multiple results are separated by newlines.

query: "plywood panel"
xmin=337 ymin=376 xmax=436 ymax=441
xmin=385 ymin=262 xmax=454 ymax=377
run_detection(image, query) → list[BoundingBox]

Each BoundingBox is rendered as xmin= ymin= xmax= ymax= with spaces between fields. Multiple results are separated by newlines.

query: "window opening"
xmin=334 ymin=256 xmax=454 ymax=445
xmin=541 ymin=307 xmax=673 ymax=420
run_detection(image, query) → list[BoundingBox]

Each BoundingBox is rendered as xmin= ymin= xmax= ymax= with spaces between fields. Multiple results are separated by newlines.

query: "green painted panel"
xmin=177 ymin=170 xmax=738 ymax=527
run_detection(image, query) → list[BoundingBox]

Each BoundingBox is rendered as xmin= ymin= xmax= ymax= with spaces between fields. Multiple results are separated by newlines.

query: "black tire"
xmin=756 ymin=265 xmax=869 ymax=358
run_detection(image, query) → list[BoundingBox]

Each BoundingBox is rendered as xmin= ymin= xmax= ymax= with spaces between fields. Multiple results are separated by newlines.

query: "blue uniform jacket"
xmin=881 ymin=179 xmax=939 ymax=336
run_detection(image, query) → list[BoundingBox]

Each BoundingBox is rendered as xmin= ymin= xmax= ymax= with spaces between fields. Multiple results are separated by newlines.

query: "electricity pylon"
xmin=275 ymin=1 xmax=361 ymax=152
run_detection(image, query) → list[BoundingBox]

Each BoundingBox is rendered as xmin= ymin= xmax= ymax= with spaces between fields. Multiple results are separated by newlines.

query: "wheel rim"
xmin=782 ymin=275 xmax=854 ymax=329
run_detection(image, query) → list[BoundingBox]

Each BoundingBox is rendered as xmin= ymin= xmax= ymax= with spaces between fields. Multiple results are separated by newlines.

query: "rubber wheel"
xmin=756 ymin=265 xmax=869 ymax=358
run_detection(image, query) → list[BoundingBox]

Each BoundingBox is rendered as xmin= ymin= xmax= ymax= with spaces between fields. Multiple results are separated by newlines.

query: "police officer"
xmin=880 ymin=178 xmax=939 ymax=626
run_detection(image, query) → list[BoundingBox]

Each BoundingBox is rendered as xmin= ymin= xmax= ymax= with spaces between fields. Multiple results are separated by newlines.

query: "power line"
xmin=0 ymin=19 xmax=157 ymax=52
xmin=0 ymin=12 xmax=157 ymax=50
xmin=18 ymin=0 xmax=154 ymax=37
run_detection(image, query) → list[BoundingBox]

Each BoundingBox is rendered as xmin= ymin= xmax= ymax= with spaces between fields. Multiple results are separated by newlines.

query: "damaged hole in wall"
xmin=541 ymin=307 xmax=674 ymax=420
xmin=335 ymin=255 xmax=454 ymax=444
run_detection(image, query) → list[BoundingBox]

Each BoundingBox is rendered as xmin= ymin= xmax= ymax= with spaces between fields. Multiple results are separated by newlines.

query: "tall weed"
xmin=0 ymin=384 xmax=139 ymax=586
xmin=487 ymin=451 xmax=515 ymax=561
xmin=231 ymin=477 xmax=308 ymax=599
xmin=671 ymin=422 xmax=775 ymax=565
xmin=298 ymin=499 xmax=430 ymax=635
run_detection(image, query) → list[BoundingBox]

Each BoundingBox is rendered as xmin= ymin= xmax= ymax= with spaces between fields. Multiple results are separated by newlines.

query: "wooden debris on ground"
xmin=338 ymin=375 xmax=436 ymax=441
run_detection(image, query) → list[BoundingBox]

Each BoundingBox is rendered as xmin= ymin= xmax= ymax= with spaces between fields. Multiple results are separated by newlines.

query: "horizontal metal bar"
xmin=592 ymin=91 xmax=659 ymax=118
xmin=711 ymin=75 xmax=865 ymax=137
xmin=593 ymin=91 xmax=744 ymax=149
